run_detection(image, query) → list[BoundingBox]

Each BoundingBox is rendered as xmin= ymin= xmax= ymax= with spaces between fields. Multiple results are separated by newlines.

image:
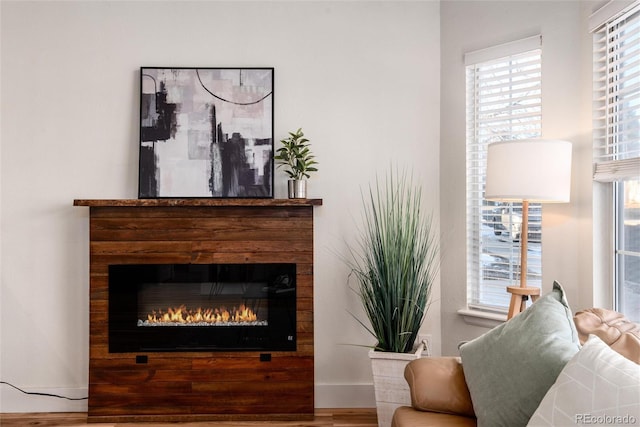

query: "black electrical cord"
xmin=0 ymin=381 xmax=88 ymax=401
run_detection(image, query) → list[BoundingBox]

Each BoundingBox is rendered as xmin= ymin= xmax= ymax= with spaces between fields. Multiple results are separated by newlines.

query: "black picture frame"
xmin=139 ymin=67 xmax=274 ymax=198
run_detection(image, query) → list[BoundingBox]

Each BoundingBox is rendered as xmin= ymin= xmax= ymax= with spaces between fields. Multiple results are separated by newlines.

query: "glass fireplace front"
xmin=108 ymin=263 xmax=296 ymax=352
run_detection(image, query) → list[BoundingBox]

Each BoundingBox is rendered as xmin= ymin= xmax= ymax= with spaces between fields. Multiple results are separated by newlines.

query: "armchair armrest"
xmin=574 ymin=308 xmax=640 ymax=363
xmin=404 ymin=357 xmax=475 ymax=417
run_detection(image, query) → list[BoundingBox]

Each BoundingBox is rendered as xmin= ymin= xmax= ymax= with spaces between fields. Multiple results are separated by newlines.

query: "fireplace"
xmin=109 ymin=263 xmax=296 ymax=352
xmin=74 ymin=198 xmax=321 ymax=422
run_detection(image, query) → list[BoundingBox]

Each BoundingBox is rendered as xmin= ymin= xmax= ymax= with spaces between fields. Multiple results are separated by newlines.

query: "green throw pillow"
xmin=459 ymin=281 xmax=580 ymax=427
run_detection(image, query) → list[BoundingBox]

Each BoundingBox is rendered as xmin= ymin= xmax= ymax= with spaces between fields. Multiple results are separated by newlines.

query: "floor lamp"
xmin=485 ymin=139 xmax=572 ymax=320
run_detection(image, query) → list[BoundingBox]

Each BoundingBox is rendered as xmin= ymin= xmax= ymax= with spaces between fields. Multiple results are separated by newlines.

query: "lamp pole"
xmin=520 ymin=200 xmax=529 ymax=288
xmin=506 ymin=199 xmax=540 ymax=319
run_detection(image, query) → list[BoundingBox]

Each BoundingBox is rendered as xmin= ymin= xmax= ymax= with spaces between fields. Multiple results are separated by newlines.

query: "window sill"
xmin=457 ymin=308 xmax=507 ymax=328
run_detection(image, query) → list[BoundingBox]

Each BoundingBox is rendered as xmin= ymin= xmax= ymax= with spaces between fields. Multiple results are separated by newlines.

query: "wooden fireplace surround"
xmin=74 ymin=198 xmax=322 ymax=423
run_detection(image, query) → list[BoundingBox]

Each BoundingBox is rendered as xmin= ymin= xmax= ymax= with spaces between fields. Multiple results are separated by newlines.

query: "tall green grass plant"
xmin=347 ymin=169 xmax=439 ymax=353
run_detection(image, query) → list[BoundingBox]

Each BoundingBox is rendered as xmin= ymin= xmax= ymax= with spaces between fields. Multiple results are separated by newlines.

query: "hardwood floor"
xmin=0 ymin=409 xmax=378 ymax=427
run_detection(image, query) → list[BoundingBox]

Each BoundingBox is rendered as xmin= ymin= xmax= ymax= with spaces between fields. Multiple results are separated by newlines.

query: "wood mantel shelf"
xmin=74 ymin=198 xmax=323 ymax=207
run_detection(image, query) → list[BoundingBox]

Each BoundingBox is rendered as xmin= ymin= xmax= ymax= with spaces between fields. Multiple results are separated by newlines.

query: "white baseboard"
xmin=315 ymin=383 xmax=376 ymax=408
xmin=0 ymin=383 xmax=375 ymax=413
xmin=0 ymin=385 xmax=88 ymax=413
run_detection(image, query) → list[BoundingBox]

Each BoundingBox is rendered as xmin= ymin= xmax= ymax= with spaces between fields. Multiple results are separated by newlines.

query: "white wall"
xmin=439 ymin=0 xmax=600 ymax=355
xmin=0 ymin=0 xmax=441 ymax=411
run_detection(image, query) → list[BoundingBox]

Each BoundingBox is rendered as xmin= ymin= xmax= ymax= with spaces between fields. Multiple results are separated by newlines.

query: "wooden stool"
xmin=506 ymin=286 xmax=540 ymax=319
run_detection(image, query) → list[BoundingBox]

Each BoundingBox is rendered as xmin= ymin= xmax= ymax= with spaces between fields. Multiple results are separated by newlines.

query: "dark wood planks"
xmin=75 ymin=200 xmax=321 ymax=422
xmin=0 ymin=408 xmax=378 ymax=426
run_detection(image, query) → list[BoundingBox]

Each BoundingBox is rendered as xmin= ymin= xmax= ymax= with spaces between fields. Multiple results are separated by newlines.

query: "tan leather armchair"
xmin=391 ymin=308 xmax=640 ymax=427
xmin=391 ymin=357 xmax=476 ymax=427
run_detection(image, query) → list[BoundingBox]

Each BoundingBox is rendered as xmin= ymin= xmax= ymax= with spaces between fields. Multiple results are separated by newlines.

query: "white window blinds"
xmin=591 ymin=1 xmax=640 ymax=322
xmin=592 ymin=2 xmax=640 ymax=182
xmin=465 ymin=36 xmax=542 ymax=311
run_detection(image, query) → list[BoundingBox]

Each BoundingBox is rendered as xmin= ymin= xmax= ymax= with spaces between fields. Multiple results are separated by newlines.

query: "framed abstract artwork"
xmin=139 ymin=67 xmax=274 ymax=198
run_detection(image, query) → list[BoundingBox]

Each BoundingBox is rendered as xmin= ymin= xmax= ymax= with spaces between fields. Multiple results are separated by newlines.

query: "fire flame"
xmin=144 ymin=304 xmax=258 ymax=325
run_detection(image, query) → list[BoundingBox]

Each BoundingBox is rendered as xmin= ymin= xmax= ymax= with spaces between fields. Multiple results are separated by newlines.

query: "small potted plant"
xmin=274 ymin=128 xmax=318 ymax=198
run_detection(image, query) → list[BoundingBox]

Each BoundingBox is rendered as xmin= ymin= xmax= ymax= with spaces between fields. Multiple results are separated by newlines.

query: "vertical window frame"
xmin=591 ymin=2 xmax=640 ymax=322
xmin=465 ymin=36 xmax=543 ymax=313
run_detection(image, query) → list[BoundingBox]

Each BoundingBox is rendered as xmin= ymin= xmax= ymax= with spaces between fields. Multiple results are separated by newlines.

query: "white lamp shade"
xmin=485 ymin=139 xmax=572 ymax=203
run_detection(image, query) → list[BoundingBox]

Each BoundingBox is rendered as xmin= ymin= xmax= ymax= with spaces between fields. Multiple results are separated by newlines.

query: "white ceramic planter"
xmin=369 ymin=342 xmax=429 ymax=427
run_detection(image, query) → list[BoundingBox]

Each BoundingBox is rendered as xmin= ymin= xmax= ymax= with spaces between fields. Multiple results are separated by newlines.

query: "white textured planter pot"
xmin=369 ymin=343 xmax=429 ymax=427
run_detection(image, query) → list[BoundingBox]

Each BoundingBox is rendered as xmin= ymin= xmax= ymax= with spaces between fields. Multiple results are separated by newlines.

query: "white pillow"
xmin=527 ymin=334 xmax=640 ymax=427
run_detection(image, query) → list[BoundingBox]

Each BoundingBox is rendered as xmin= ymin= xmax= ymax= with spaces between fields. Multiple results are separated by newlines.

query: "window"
xmin=465 ymin=36 xmax=542 ymax=312
xmin=592 ymin=2 xmax=640 ymax=322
